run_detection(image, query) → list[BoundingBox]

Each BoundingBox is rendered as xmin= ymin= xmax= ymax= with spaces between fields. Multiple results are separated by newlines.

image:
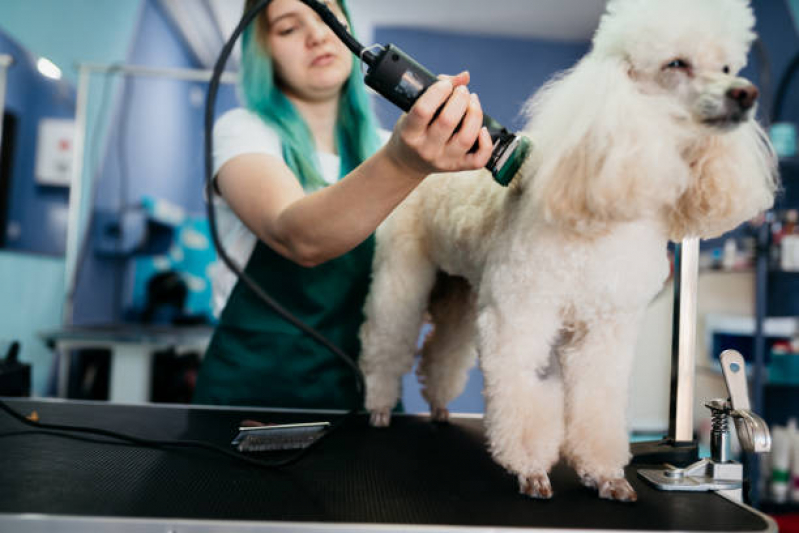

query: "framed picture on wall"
xmin=34 ymin=118 xmax=74 ymax=187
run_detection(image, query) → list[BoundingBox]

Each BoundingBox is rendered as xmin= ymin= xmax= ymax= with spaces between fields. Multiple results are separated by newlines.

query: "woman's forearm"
xmin=273 ymin=146 xmax=426 ymax=267
xmin=226 ymin=78 xmax=491 ymax=267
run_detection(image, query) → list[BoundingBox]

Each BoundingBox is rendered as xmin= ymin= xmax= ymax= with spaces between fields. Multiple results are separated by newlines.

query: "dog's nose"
xmin=726 ymin=85 xmax=759 ymax=111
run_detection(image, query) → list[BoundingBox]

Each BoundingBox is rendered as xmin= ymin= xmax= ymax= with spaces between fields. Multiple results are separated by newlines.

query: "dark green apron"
xmin=193 ymin=234 xmax=374 ymax=410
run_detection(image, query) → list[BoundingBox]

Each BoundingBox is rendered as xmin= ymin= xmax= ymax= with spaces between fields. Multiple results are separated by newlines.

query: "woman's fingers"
xmin=401 ymin=79 xmax=456 ymax=138
xmin=439 ymin=71 xmax=470 ymax=88
xmin=464 ymin=127 xmax=494 ymax=168
xmin=447 ymin=92 xmax=484 ymax=155
xmin=392 ymin=70 xmax=492 ymax=175
xmin=428 ymin=85 xmax=472 ymax=146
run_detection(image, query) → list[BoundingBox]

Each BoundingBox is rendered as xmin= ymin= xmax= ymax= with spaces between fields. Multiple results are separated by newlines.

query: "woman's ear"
xmin=519 ymin=56 xmax=690 ymax=235
xmin=667 ymin=120 xmax=778 ymax=240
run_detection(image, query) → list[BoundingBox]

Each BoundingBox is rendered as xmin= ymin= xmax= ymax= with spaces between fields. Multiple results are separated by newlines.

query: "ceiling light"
xmin=37 ymin=57 xmax=62 ymax=80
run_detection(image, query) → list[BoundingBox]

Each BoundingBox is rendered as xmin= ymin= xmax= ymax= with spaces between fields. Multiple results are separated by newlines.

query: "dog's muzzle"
xmin=701 ymin=82 xmax=759 ymax=128
xmin=726 ymin=84 xmax=759 ymax=112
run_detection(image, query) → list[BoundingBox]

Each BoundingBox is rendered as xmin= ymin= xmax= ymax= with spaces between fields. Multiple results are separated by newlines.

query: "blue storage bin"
xmin=768 ymin=352 xmax=799 ymax=384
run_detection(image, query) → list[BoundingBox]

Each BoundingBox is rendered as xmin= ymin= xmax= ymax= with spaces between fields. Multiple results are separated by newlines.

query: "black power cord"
xmin=0 ymin=399 xmax=353 ymax=469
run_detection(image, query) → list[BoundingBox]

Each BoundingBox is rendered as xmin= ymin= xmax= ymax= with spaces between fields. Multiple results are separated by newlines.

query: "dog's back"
xmin=378 ymin=169 xmax=513 ymax=285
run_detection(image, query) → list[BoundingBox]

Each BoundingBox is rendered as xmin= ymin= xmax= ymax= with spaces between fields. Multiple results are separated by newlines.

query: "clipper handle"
xmin=364 ymin=44 xmax=508 ymax=140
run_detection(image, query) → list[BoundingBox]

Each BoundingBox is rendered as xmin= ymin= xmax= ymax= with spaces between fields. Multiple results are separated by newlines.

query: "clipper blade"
xmin=492 ymin=135 xmax=532 ymax=187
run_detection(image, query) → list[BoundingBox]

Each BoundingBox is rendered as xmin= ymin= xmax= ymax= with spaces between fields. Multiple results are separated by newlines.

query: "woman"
xmin=193 ymin=0 xmax=492 ymax=409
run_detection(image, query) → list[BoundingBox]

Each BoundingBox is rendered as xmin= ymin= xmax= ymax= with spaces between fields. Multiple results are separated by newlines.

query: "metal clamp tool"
xmin=638 ymin=350 xmax=772 ymax=498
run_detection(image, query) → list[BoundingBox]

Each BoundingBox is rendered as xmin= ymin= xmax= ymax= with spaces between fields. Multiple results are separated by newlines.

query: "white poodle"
xmin=358 ymin=0 xmax=777 ymax=502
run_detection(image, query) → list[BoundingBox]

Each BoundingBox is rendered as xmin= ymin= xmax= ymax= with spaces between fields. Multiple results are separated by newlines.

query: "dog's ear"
xmin=666 ymin=120 xmax=777 ymax=240
xmin=519 ymin=56 xmax=692 ymax=235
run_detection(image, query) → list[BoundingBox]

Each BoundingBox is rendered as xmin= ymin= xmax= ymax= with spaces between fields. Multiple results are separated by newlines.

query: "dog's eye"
xmin=664 ymin=59 xmax=691 ymax=70
xmin=722 ymin=65 xmax=730 ymax=74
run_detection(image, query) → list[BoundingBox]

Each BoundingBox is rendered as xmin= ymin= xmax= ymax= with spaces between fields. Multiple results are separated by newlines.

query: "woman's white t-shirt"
xmin=209 ymin=107 xmax=389 ymax=317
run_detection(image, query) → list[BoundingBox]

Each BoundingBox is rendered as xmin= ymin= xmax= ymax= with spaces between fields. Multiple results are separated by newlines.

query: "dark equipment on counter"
xmin=0 ymin=341 xmax=30 ymax=397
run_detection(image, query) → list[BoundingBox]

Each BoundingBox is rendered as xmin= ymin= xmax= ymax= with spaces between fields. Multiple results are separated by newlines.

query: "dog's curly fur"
xmin=358 ymin=0 xmax=778 ymax=501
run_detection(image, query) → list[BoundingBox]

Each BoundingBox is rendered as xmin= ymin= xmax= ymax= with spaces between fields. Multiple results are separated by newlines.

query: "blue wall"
xmin=0 ymin=31 xmax=75 ymax=254
xmin=0 ymin=0 xmax=143 ymax=255
xmin=753 ymin=0 xmax=799 ymax=124
xmin=372 ymin=28 xmax=589 ymax=133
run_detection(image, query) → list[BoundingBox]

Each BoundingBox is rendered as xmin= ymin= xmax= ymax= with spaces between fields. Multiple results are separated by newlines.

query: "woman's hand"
xmin=385 ymin=71 xmax=494 ymax=179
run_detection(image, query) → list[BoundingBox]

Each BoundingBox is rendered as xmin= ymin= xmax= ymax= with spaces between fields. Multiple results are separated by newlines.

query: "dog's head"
xmin=522 ymin=0 xmax=777 ymax=239
xmin=595 ymin=0 xmax=758 ymax=132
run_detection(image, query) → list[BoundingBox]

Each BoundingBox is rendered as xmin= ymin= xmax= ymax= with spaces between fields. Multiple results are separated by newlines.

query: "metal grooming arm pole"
xmin=669 ymin=237 xmax=700 ymax=443
xmin=639 ymin=237 xmax=772 ymax=500
xmin=631 ymin=238 xmax=701 ymax=466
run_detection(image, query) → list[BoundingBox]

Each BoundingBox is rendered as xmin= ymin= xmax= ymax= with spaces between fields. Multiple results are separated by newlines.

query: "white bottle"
xmin=722 ymin=238 xmax=737 ymax=271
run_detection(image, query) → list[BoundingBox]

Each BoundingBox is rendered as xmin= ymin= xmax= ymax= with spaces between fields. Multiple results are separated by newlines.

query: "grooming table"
xmin=0 ymin=398 xmax=775 ymax=532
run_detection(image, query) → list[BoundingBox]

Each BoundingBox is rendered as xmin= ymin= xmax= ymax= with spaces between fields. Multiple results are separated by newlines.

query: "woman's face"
xmin=265 ymin=0 xmax=353 ymax=102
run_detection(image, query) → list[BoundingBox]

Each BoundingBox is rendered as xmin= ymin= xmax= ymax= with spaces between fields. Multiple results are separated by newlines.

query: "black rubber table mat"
xmin=0 ymin=399 xmax=769 ymax=530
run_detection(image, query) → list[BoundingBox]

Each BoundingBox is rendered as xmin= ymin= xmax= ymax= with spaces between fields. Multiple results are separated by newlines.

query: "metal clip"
xmin=638 ymin=350 xmax=771 ymax=498
xmin=719 ymin=349 xmax=772 ymax=454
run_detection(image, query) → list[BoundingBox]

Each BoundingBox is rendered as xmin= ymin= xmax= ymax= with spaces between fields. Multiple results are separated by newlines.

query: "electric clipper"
xmin=362 ymin=44 xmax=532 ymax=187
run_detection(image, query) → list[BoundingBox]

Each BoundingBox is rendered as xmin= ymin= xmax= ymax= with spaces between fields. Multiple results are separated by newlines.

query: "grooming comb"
xmin=231 ymin=421 xmax=331 ymax=452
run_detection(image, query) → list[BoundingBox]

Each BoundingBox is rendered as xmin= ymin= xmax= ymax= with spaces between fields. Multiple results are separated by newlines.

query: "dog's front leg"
xmin=559 ymin=311 xmax=642 ymax=502
xmin=478 ymin=303 xmax=565 ymax=499
xmin=359 ymin=239 xmax=438 ymax=427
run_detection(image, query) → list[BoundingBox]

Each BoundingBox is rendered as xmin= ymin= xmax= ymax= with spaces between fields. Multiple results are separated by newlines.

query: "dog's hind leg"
xmin=477 ymin=301 xmax=565 ymax=499
xmin=417 ymin=273 xmax=477 ymax=422
xmin=559 ymin=311 xmax=642 ymax=502
xmin=359 ymin=235 xmax=437 ymax=427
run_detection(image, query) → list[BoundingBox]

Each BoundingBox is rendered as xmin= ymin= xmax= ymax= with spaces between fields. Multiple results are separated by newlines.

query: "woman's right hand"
xmin=385 ymin=71 xmax=493 ymax=179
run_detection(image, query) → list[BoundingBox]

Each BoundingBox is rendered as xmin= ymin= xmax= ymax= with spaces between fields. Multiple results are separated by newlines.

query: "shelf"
xmin=759 ymin=499 xmax=799 ymax=515
xmin=705 ymin=313 xmax=798 ymax=338
xmin=777 ymin=158 xmax=799 ymax=210
xmin=698 ymin=361 xmax=799 ymax=388
xmin=767 ymin=271 xmax=799 ymax=316
xmin=764 ymin=381 xmax=799 ymax=388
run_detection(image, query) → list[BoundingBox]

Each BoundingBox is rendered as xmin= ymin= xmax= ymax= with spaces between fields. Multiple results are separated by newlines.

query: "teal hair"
xmin=239 ymin=0 xmax=382 ymax=190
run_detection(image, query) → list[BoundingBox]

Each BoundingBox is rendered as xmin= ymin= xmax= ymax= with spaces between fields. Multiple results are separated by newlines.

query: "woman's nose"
xmin=307 ymin=17 xmax=331 ymax=45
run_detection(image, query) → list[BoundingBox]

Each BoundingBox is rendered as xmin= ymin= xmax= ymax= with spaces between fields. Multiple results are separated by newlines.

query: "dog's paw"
xmin=581 ymin=475 xmax=637 ymax=502
xmin=369 ymin=409 xmax=392 ymax=427
xmin=430 ymin=406 xmax=449 ymax=423
xmin=518 ymin=473 xmax=553 ymax=499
